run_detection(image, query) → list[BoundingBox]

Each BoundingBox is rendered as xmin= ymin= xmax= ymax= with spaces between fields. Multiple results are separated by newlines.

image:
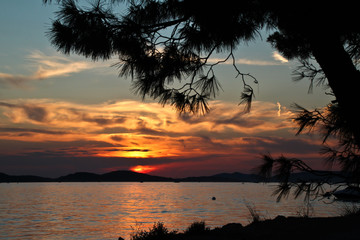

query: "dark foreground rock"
xmin=239 ymin=215 xmax=360 ymax=240
xmin=125 ymin=214 xmax=360 ymax=240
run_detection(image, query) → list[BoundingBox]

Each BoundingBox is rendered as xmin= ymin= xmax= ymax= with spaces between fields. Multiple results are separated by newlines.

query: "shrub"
xmin=184 ymin=221 xmax=209 ymax=235
xmin=340 ymin=204 xmax=360 ymax=217
xmin=130 ymin=222 xmax=177 ymax=240
xmin=245 ymin=203 xmax=264 ymax=223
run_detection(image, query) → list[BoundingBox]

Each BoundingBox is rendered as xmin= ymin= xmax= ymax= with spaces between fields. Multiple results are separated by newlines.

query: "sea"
xmin=0 ymin=182 xmax=358 ymax=240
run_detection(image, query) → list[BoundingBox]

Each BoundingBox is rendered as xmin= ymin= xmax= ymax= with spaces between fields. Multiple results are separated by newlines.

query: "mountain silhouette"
xmin=178 ymin=172 xmax=262 ymax=182
xmin=0 ymin=170 xmax=345 ymax=183
xmin=56 ymin=170 xmax=174 ymax=182
xmin=101 ymin=170 xmax=172 ymax=182
xmin=0 ymin=172 xmax=52 ymax=182
xmin=57 ymin=172 xmax=102 ymax=182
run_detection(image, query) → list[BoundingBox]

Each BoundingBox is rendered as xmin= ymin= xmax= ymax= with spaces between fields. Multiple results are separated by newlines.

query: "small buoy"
xmin=212 ymin=197 xmax=216 ymax=200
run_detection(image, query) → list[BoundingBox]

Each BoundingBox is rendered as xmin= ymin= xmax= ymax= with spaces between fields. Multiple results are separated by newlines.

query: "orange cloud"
xmin=0 ymin=98 xmax=324 ymax=175
xmin=272 ymin=51 xmax=289 ymax=63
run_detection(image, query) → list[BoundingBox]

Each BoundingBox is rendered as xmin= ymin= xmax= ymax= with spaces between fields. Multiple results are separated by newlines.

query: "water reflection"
xmin=0 ymin=182 xmax=356 ymax=240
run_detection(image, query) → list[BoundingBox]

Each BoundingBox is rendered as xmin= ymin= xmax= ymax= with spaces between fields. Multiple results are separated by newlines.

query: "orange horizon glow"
xmin=0 ymin=98 xmax=326 ymax=175
xmin=130 ymin=165 xmax=157 ymax=174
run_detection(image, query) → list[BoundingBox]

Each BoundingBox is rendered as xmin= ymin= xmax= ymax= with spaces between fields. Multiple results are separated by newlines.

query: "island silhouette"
xmin=0 ymin=170 xmax=345 ymax=183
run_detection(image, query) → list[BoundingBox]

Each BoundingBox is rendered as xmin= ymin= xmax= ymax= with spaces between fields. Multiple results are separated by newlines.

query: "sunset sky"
xmin=0 ymin=0 xmax=333 ymax=178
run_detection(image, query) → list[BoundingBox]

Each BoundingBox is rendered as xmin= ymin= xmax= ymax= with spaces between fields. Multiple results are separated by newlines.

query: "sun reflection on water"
xmin=0 ymin=182 xmax=352 ymax=240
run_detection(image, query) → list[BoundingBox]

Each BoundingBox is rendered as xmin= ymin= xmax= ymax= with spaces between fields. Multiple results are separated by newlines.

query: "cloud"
xmin=0 ymin=101 xmax=48 ymax=123
xmin=28 ymin=51 xmax=94 ymax=79
xmin=110 ymin=135 xmax=123 ymax=142
xmin=0 ymin=73 xmax=31 ymax=88
xmin=207 ymin=51 xmax=290 ymax=66
xmin=122 ymin=149 xmax=151 ymax=152
xmin=0 ymin=99 xmax=295 ymax=143
xmin=277 ymin=102 xmax=282 ymax=116
xmin=178 ymin=101 xmax=294 ymax=135
xmin=207 ymin=57 xmax=285 ymax=66
xmin=235 ymin=58 xmax=283 ymax=66
xmin=0 ymin=98 xmax=326 ymax=177
xmin=0 ymin=51 xmax=97 ymax=88
xmin=272 ymin=51 xmax=288 ymax=63
xmin=70 ymin=109 xmax=127 ymax=126
xmin=0 ymin=127 xmax=68 ymax=135
xmin=0 ymin=99 xmax=129 ymax=126
xmin=21 ymin=105 xmax=48 ymax=122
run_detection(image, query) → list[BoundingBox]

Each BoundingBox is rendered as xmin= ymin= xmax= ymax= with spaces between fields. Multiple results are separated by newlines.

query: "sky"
xmin=0 ymin=0 xmax=334 ymax=178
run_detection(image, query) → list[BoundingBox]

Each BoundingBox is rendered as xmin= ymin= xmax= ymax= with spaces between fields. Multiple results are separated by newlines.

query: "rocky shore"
xmin=122 ymin=214 xmax=360 ymax=240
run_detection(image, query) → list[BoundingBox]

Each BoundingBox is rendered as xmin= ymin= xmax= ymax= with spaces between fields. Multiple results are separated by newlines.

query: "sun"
xmin=130 ymin=165 xmax=156 ymax=174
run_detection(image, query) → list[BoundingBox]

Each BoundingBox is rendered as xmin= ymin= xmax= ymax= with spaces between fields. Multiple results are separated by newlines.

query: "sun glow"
xmin=130 ymin=165 xmax=156 ymax=174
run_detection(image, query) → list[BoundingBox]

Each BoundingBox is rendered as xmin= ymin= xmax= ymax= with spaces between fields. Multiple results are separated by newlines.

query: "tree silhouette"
xmin=43 ymin=0 xmax=360 ymax=133
xmin=258 ymin=102 xmax=360 ymax=202
xmin=44 ymin=1 xmax=360 ymax=198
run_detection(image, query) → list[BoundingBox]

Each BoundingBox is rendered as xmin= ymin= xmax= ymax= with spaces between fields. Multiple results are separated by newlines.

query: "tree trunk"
xmin=310 ymin=35 xmax=360 ymax=146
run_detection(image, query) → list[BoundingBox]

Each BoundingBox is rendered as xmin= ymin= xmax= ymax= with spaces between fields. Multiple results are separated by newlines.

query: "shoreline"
xmin=125 ymin=214 xmax=360 ymax=240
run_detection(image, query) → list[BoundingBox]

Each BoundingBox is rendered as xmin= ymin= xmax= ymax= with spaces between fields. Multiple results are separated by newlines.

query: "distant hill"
xmin=57 ymin=170 xmax=173 ymax=182
xmin=0 ymin=172 xmax=52 ymax=182
xmin=57 ymin=172 xmax=102 ymax=182
xmin=179 ymin=172 xmax=262 ymax=182
xmin=213 ymin=172 xmax=263 ymax=182
xmin=100 ymin=170 xmax=173 ymax=182
xmin=0 ymin=170 xmax=346 ymax=183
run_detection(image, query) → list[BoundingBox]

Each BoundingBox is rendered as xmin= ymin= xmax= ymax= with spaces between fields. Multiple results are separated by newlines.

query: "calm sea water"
xmin=0 ymin=182 xmax=356 ymax=240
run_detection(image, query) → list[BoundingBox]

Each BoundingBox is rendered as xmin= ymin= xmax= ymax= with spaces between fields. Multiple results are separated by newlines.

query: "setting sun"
xmin=130 ymin=165 xmax=156 ymax=174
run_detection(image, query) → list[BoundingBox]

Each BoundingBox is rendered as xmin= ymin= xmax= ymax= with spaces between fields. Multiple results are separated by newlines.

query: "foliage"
xmin=257 ymin=102 xmax=360 ymax=202
xmin=130 ymin=222 xmax=177 ymax=240
xmin=184 ymin=221 xmax=209 ymax=235
xmin=129 ymin=221 xmax=212 ymax=240
xmin=245 ymin=202 xmax=266 ymax=223
xmin=340 ymin=204 xmax=360 ymax=217
xmin=295 ymin=103 xmax=360 ymax=182
xmin=43 ymin=0 xmax=360 ymax=116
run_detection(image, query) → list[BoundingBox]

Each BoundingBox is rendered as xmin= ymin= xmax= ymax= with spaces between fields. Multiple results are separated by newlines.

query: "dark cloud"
xmin=178 ymin=113 xmax=204 ymax=124
xmin=137 ymin=126 xmax=166 ymax=136
xmin=110 ymin=135 xmax=123 ymax=142
xmin=197 ymin=136 xmax=230 ymax=150
xmin=93 ymin=127 xmax=130 ymax=134
xmin=0 ymin=101 xmax=128 ymax=126
xmin=0 ymin=73 xmax=30 ymax=88
xmin=79 ymin=113 xmax=126 ymax=126
xmin=213 ymin=113 xmax=263 ymax=128
xmin=66 ymin=108 xmax=127 ymax=126
xmin=0 ymin=101 xmax=48 ymax=122
xmin=0 ymin=139 xmax=117 ymax=156
xmin=122 ymin=149 xmax=151 ymax=152
xmin=134 ymin=118 xmax=167 ymax=136
xmin=0 ymin=127 xmax=67 ymax=135
xmin=0 ymin=102 xmax=17 ymax=108
xmin=179 ymin=109 xmax=263 ymax=129
xmin=101 ymin=148 xmax=121 ymax=152
xmin=241 ymin=136 xmax=322 ymax=155
xmin=22 ymin=146 xmax=120 ymax=158
xmin=22 ymin=105 xmax=48 ymax=122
